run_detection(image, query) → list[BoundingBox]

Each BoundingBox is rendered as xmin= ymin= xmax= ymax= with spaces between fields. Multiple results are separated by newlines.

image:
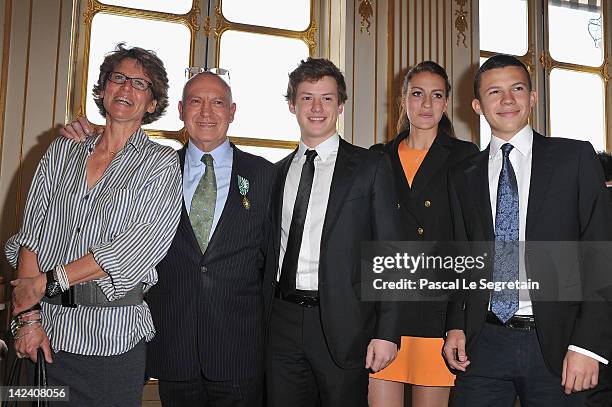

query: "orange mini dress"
xmin=369 ymin=142 xmax=455 ymax=386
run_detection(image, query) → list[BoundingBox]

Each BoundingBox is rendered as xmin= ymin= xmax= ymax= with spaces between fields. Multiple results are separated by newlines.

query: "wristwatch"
xmin=45 ymin=270 xmax=62 ymax=298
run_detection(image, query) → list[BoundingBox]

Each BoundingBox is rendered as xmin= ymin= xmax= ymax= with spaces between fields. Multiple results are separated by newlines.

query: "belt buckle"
xmin=61 ymin=287 xmax=77 ymax=308
xmin=507 ymin=316 xmax=534 ymax=331
xmin=297 ymin=296 xmax=317 ymax=308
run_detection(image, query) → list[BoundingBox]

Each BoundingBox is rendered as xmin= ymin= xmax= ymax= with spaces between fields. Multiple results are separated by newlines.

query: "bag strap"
xmin=34 ymin=349 xmax=49 ymax=407
xmin=2 ymin=355 xmax=24 ymax=407
xmin=2 ymin=350 xmax=49 ymax=407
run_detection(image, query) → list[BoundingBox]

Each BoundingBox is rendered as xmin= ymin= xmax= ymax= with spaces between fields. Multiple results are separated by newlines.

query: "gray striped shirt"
xmin=5 ymin=128 xmax=182 ymax=356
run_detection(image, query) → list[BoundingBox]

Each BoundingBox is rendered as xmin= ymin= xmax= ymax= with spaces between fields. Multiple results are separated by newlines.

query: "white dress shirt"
xmin=277 ymin=134 xmax=339 ymax=290
xmin=488 ymin=124 xmax=607 ymax=364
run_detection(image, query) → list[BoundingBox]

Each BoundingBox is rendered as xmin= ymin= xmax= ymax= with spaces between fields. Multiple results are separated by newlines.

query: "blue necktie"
xmin=491 ymin=143 xmax=519 ymax=323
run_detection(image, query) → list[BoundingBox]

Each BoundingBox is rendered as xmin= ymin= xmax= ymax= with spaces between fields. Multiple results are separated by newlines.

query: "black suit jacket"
xmin=371 ymin=130 xmax=478 ymax=337
xmin=447 ymin=131 xmax=612 ymax=375
xmin=263 ymin=138 xmax=404 ymax=369
xmin=146 ymin=143 xmax=275 ymax=381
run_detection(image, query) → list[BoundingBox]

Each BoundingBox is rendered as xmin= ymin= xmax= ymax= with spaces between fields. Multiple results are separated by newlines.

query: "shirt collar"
xmin=296 ymin=133 xmax=340 ymax=163
xmin=489 ymin=124 xmax=533 ymax=159
xmin=187 ymin=137 xmax=232 ymax=167
xmin=85 ymin=127 xmax=147 ymax=154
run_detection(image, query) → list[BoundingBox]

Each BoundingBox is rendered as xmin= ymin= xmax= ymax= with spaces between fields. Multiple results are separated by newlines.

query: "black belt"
xmin=274 ymin=287 xmax=319 ymax=308
xmin=486 ymin=311 xmax=536 ymax=331
xmin=42 ymin=282 xmax=144 ymax=307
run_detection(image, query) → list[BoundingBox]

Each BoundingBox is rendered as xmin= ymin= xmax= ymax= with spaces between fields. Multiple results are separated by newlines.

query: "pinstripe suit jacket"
xmin=146 ymin=143 xmax=275 ymax=381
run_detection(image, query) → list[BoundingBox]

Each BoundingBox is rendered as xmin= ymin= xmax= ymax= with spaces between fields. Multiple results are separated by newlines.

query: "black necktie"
xmin=279 ymin=149 xmax=318 ymax=295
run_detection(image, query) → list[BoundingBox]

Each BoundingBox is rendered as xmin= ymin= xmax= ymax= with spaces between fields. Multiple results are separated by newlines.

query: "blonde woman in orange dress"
xmin=369 ymin=61 xmax=478 ymax=407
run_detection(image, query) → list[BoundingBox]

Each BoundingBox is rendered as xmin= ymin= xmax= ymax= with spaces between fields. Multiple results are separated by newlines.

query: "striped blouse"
xmin=5 ymin=128 xmax=182 ymax=356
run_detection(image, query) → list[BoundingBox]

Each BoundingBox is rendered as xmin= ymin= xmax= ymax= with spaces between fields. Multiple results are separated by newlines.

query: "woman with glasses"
xmin=6 ymin=43 xmax=182 ymax=406
xmin=368 ymin=61 xmax=479 ymax=407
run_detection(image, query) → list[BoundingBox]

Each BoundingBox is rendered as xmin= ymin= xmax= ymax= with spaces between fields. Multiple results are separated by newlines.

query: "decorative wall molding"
xmin=358 ymin=0 xmax=373 ymax=35
xmin=454 ymin=0 xmax=468 ymax=47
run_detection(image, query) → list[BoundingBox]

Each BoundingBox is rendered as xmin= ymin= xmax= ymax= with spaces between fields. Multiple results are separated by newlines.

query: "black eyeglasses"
xmin=107 ymin=71 xmax=152 ymax=92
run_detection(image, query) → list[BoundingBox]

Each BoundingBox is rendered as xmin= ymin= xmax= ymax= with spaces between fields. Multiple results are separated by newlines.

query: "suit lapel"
xmin=270 ymin=148 xmax=297 ymax=267
xmin=386 ymin=133 xmax=420 ymax=223
xmin=177 ymin=146 xmax=203 ymax=254
xmin=321 ymin=139 xmax=360 ymax=244
xmin=387 ymin=133 xmax=413 ymax=206
xmin=275 ymin=149 xmax=297 ymax=232
xmin=411 ymin=132 xmax=451 ymax=196
xmin=526 ymin=132 xmax=553 ymax=238
xmin=468 ymin=147 xmax=495 ymax=240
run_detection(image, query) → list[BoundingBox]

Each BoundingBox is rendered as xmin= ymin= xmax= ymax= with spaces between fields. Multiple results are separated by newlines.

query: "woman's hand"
xmin=11 ymin=274 xmax=46 ymax=315
xmin=15 ymin=319 xmax=52 ymax=363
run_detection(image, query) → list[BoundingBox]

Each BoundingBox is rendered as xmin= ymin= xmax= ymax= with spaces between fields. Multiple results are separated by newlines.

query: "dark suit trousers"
xmin=157 ymin=374 xmax=262 ymax=407
xmin=266 ymin=298 xmax=368 ymax=407
xmin=586 ymin=363 xmax=612 ymax=407
xmin=452 ymin=323 xmax=586 ymax=407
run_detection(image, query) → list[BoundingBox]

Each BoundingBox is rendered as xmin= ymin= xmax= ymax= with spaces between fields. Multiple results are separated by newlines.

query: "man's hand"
xmin=365 ymin=339 xmax=398 ymax=372
xmin=11 ymin=274 xmax=46 ymax=315
xmin=443 ymin=329 xmax=470 ymax=371
xmin=15 ymin=324 xmax=52 ymax=363
xmin=562 ymin=350 xmax=599 ymax=394
xmin=59 ymin=116 xmax=99 ymax=142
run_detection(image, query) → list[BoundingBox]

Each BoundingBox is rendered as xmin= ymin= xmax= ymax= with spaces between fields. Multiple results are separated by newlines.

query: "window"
xmin=545 ymin=0 xmax=607 ymax=151
xmin=212 ymin=0 xmax=316 ymax=160
xmin=74 ymin=0 xmax=317 ymax=162
xmin=85 ymin=12 xmax=191 ymax=132
xmin=478 ymin=0 xmax=609 ymax=151
xmin=478 ymin=0 xmax=530 ymax=149
xmin=74 ymin=0 xmax=197 ymax=147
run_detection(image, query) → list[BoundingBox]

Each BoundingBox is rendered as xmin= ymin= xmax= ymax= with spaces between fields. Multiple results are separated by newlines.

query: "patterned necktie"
xmin=279 ymin=149 xmax=318 ymax=295
xmin=491 ymin=143 xmax=520 ymax=323
xmin=190 ymin=154 xmax=217 ymax=252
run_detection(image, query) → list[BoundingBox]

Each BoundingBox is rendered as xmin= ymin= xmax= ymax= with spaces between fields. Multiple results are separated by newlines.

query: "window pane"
xmin=549 ymin=68 xmax=605 ymax=151
xmin=219 ymin=30 xmax=309 ymax=142
xmin=236 ymin=145 xmax=293 ymax=163
xmin=222 ymin=0 xmax=310 ymax=31
xmin=548 ymin=1 xmax=603 ymax=66
xmin=149 ymin=136 xmax=184 ymax=150
xmin=99 ymin=0 xmax=192 ymax=14
xmin=478 ymin=57 xmax=492 ymax=149
xmin=86 ymin=13 xmax=190 ymax=131
xmin=479 ymin=0 xmax=528 ymax=55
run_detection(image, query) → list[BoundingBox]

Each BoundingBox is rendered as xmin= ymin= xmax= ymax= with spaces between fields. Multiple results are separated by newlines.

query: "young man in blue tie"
xmin=443 ymin=54 xmax=612 ymax=406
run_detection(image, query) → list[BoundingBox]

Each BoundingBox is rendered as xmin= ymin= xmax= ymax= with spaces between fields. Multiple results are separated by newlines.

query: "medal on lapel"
xmin=237 ymin=175 xmax=250 ymax=210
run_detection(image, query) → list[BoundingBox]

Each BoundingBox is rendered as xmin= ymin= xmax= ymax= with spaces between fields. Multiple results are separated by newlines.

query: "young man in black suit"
xmin=263 ymin=58 xmax=403 ymax=407
xmin=443 ymin=54 xmax=612 ymax=406
xmin=587 ymin=152 xmax=612 ymax=407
